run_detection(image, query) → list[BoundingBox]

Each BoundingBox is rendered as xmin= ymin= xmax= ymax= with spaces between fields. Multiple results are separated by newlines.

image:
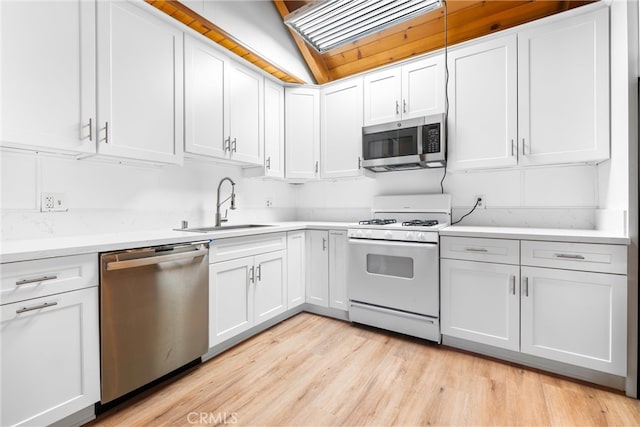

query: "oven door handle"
xmin=348 ymin=238 xmax=437 ymax=248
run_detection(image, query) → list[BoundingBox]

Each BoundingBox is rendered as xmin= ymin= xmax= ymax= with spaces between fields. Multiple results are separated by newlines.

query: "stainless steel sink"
xmin=176 ymin=224 xmax=274 ymax=233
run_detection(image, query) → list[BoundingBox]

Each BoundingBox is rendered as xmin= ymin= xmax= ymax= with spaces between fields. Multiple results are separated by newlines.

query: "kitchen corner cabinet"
xmin=441 ymin=236 xmax=627 ymax=376
xmin=209 ymin=234 xmax=287 ymax=347
xmin=96 ymin=0 xmax=184 ymax=165
xmin=285 ymin=87 xmax=321 ymax=180
xmin=447 ymin=7 xmax=609 ymax=171
xmin=305 ymin=230 xmax=348 ymax=311
xmin=287 ymin=231 xmax=306 ymax=308
xmin=320 ymin=78 xmax=365 ymax=179
xmin=263 ymin=80 xmax=286 ymax=179
xmin=1 ymin=255 xmax=100 ymax=427
xmin=363 ymin=55 xmax=445 ymax=126
xmin=0 ymin=0 xmax=96 ymax=155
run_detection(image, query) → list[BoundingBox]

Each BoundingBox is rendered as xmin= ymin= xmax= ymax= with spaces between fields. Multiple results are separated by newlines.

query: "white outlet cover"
xmin=41 ymin=192 xmax=68 ymax=212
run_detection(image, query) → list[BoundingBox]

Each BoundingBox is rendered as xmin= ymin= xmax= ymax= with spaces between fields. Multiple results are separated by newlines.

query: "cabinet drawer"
xmin=1 ymin=254 xmax=98 ymax=305
xmin=440 ymin=237 xmax=519 ymax=265
xmin=521 ymin=241 xmax=627 ymax=274
xmin=210 ymin=233 xmax=286 ymax=263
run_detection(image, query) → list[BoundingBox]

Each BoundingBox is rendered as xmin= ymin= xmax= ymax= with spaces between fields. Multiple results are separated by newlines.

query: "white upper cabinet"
xmin=96 ymin=0 xmax=184 ymax=165
xmin=363 ymin=67 xmax=401 ymax=126
xmin=263 ymin=80 xmax=285 ymax=179
xmin=447 ymin=35 xmax=518 ymax=170
xmin=401 ymin=56 xmax=446 ymax=120
xmin=184 ymin=36 xmax=226 ymax=159
xmin=517 ymin=7 xmax=609 ymax=166
xmin=1 ymin=0 xmax=96 ymax=155
xmin=363 ymin=55 xmax=444 ymax=126
xmin=184 ymin=35 xmax=264 ymax=166
xmin=448 ymin=7 xmax=609 ymax=171
xmin=226 ymin=62 xmax=264 ymax=165
xmin=321 ymin=77 xmax=364 ymax=179
xmin=285 ymin=87 xmax=320 ymax=180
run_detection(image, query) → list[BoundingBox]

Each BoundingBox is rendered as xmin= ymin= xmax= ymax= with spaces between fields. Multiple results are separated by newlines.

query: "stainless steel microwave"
xmin=361 ymin=113 xmax=446 ymax=172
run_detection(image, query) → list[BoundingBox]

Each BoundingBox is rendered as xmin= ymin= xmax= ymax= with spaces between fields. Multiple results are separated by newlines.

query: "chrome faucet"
xmin=215 ymin=177 xmax=236 ymax=227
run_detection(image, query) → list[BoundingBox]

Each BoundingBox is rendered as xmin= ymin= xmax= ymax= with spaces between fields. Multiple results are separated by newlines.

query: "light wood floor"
xmin=91 ymin=313 xmax=640 ymax=426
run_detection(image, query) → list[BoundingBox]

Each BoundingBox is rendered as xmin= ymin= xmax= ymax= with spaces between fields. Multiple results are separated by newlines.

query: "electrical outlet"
xmin=41 ymin=192 xmax=68 ymax=212
xmin=475 ymin=195 xmax=486 ymax=209
xmin=266 ymin=199 xmax=273 ymax=208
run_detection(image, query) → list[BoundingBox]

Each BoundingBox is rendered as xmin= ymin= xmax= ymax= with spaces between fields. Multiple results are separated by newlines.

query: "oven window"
xmin=362 ymin=128 xmax=418 ymax=160
xmin=366 ymin=254 xmax=414 ymax=279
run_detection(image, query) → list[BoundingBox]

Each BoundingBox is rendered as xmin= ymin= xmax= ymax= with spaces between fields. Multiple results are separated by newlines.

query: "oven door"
xmin=348 ymin=238 xmax=439 ymax=317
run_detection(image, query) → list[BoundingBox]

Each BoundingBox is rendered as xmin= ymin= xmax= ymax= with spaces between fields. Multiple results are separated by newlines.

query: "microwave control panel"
xmin=423 ymin=123 xmax=441 ymax=154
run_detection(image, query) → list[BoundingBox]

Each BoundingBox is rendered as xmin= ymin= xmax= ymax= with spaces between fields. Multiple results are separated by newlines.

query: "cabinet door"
xmin=287 ymin=231 xmax=306 ymax=308
xmin=363 ymin=67 xmax=401 ymax=126
xmin=1 ymin=287 xmax=99 ymax=427
xmin=518 ymin=8 xmax=609 ymax=166
xmin=0 ymin=0 xmax=96 ymax=155
xmin=447 ymin=35 xmax=518 ymax=170
xmin=209 ymin=257 xmax=254 ymax=347
xmin=521 ymin=266 xmax=627 ymax=375
xmin=441 ymin=259 xmax=520 ymax=351
xmin=96 ymin=0 xmax=183 ymax=164
xmin=321 ymin=78 xmax=363 ymax=179
xmin=254 ymin=250 xmax=287 ymax=324
xmin=184 ymin=36 xmax=226 ymax=158
xmin=264 ymin=80 xmax=285 ymax=178
xmin=227 ymin=62 xmax=264 ymax=165
xmin=285 ymin=88 xmax=320 ymax=179
xmin=306 ymin=230 xmax=329 ymax=307
xmin=328 ymin=230 xmax=348 ymax=311
xmin=401 ymin=55 xmax=445 ymax=119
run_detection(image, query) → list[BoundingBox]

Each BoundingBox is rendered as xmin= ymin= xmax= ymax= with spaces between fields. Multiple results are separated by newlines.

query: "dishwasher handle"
xmin=105 ymin=247 xmax=207 ymax=271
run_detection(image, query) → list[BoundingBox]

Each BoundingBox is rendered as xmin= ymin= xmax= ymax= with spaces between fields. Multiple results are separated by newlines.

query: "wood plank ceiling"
xmin=150 ymin=0 xmax=595 ymax=85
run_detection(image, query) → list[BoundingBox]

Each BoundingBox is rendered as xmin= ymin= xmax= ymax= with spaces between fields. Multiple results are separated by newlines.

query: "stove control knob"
xmin=384 ymin=231 xmax=393 ymax=239
xmin=417 ymin=232 xmax=425 ymax=241
xmin=405 ymin=231 xmax=414 ymax=240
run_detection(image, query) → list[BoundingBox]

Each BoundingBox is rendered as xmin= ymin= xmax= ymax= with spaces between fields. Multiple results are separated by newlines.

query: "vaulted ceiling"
xmin=149 ymin=0 xmax=595 ymax=85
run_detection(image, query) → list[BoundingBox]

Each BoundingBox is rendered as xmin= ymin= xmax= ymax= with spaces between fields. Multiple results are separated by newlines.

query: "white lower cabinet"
xmin=1 ymin=280 xmax=99 ymax=426
xmin=306 ymin=230 xmax=348 ymax=311
xmin=441 ymin=259 xmax=520 ymax=351
xmin=287 ymin=231 xmax=306 ymax=308
xmin=520 ymin=266 xmax=627 ymax=375
xmin=209 ymin=234 xmax=287 ymax=347
xmin=328 ymin=231 xmax=348 ymax=310
xmin=441 ymin=236 xmax=628 ymax=376
xmin=306 ymin=230 xmax=329 ymax=307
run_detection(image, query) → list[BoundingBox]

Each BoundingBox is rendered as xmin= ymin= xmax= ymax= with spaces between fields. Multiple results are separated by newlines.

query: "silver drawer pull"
xmin=16 ymin=301 xmax=58 ymax=314
xmin=554 ymin=253 xmax=585 ymax=260
xmin=510 ymin=275 xmax=516 ymax=295
xmin=16 ymin=275 xmax=58 ymax=286
xmin=465 ymin=247 xmax=488 ymax=252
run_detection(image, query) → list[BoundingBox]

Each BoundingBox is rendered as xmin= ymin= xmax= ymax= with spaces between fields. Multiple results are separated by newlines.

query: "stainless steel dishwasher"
xmin=99 ymin=241 xmax=209 ymax=404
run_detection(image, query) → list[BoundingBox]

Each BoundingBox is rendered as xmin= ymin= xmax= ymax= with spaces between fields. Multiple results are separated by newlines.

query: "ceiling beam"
xmin=272 ymin=0 xmax=331 ymax=84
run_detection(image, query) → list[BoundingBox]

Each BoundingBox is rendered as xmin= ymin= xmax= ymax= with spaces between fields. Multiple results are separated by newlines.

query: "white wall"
xmin=0 ymin=150 xmax=296 ymax=240
xmin=295 ymin=164 xmax=600 ymax=229
xmin=184 ymin=0 xmax=314 ymax=83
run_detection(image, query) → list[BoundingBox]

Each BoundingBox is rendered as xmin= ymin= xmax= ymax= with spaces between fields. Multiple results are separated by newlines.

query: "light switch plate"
xmin=41 ymin=192 xmax=68 ymax=212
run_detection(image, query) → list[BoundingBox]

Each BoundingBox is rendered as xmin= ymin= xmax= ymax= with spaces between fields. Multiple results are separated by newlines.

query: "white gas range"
xmin=347 ymin=194 xmax=451 ymax=343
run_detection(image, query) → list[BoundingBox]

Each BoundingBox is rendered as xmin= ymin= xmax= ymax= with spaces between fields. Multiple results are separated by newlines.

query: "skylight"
xmin=285 ymin=0 xmax=443 ymax=54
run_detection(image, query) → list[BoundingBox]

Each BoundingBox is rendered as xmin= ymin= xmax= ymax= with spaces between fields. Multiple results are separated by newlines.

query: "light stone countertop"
xmin=440 ymin=225 xmax=630 ymax=245
xmin=0 ymin=222 xmax=629 ymax=263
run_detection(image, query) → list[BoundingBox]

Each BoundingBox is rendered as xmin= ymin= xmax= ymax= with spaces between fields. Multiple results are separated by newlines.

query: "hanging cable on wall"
xmin=440 ymin=0 xmax=449 ymax=194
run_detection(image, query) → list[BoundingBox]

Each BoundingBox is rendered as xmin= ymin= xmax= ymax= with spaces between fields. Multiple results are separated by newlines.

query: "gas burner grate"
xmin=358 ymin=218 xmax=397 ymax=225
xmin=402 ymin=219 xmax=439 ymax=227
